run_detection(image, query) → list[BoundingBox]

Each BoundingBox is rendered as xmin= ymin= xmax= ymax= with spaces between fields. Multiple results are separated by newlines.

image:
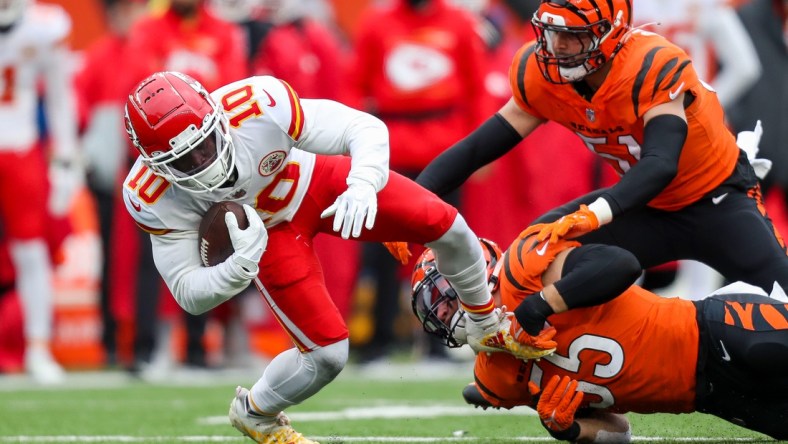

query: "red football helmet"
xmin=531 ymin=0 xmax=632 ymax=83
xmin=410 ymin=238 xmax=503 ymax=347
xmin=124 ymin=71 xmax=235 ymax=193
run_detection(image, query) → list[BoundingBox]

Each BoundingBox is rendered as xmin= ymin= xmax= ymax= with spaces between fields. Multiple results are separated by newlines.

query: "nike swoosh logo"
xmin=262 ymin=89 xmax=276 ymax=107
xmin=668 ymin=82 xmax=685 ymax=100
xmin=712 ymin=193 xmax=729 ymax=205
xmin=719 ymin=340 xmax=731 ymax=361
xmin=536 ymin=241 xmax=549 ymax=256
xmin=128 ymin=194 xmax=142 ymax=212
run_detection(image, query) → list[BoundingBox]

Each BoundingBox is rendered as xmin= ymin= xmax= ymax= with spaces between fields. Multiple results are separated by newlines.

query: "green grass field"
xmin=0 ymin=362 xmax=776 ymax=443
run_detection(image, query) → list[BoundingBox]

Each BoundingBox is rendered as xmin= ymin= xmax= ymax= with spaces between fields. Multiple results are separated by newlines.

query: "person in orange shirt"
xmin=410 ymin=234 xmax=788 ymax=441
xmin=413 ymin=0 xmax=788 ymax=295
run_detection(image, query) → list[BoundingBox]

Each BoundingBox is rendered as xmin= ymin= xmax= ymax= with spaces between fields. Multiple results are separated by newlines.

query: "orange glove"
xmin=519 ymin=223 xmax=550 ymax=241
xmin=383 ymin=242 xmax=411 ymax=265
xmin=509 ymin=315 xmax=558 ymax=352
xmin=528 ymin=375 xmax=584 ymax=432
xmin=536 ymin=205 xmax=599 ymax=243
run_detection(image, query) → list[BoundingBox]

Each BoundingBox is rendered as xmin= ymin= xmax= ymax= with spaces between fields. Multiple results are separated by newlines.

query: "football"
xmin=198 ymin=201 xmax=248 ymax=266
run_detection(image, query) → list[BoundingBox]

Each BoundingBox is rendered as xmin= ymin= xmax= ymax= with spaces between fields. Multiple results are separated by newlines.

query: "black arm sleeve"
xmin=553 ymin=244 xmax=642 ymax=309
xmin=600 ymin=114 xmax=688 ymax=216
xmin=415 ymin=113 xmax=523 ymax=197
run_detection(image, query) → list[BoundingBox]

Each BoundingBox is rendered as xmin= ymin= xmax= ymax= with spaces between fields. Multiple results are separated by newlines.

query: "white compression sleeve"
xmin=427 ymin=215 xmax=493 ymax=315
xmin=248 ymin=339 xmax=349 ymax=415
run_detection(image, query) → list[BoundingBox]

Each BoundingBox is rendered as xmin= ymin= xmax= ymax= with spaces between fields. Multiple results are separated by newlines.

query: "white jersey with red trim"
xmin=0 ymin=2 xmax=74 ymax=153
xmin=120 ymin=75 xmax=390 ymax=314
xmin=122 ymin=75 xmax=317 ymax=234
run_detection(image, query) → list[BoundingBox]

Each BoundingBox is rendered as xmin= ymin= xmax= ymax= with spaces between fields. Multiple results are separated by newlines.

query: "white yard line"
xmin=0 ymin=436 xmax=769 ymax=443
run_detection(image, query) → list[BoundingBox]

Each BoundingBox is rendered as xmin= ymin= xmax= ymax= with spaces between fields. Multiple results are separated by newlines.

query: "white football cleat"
xmin=229 ymin=386 xmax=319 ymax=444
xmin=25 ymin=346 xmax=65 ymax=385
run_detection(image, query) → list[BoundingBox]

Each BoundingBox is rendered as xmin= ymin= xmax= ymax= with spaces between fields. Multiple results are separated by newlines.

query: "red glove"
xmin=535 ymin=205 xmax=600 ymax=243
xmin=383 ymin=242 xmax=411 ymax=265
xmin=528 ymin=375 xmax=585 ymax=432
xmin=509 ymin=315 xmax=558 ymax=352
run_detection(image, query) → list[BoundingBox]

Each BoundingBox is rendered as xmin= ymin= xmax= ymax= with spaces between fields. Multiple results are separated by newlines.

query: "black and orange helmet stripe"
xmin=546 ymin=0 xmax=592 ymax=24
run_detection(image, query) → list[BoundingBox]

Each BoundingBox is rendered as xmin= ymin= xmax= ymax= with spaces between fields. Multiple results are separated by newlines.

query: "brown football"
xmin=198 ymin=201 xmax=248 ymax=266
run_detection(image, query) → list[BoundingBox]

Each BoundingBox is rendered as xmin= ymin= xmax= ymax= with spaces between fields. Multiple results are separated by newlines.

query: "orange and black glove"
xmin=528 ymin=375 xmax=584 ymax=441
xmin=383 ymin=241 xmax=411 ymax=265
xmin=535 ymin=204 xmax=600 ymax=243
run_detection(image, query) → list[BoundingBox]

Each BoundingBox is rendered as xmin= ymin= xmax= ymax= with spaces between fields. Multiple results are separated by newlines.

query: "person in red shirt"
xmin=410 ymin=233 xmax=788 ymax=441
xmin=75 ymin=0 xmax=148 ymax=367
xmin=349 ymin=0 xmax=489 ymax=363
xmin=120 ymin=0 xmax=249 ymax=372
xmin=125 ymin=0 xmax=247 ymax=91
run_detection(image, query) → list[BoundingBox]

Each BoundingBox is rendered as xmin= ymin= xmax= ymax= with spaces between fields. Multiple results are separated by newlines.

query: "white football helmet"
xmin=0 ymin=0 xmax=28 ymax=28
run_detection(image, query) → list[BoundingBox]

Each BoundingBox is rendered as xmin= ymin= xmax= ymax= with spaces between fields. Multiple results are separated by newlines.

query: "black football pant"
xmin=533 ymin=157 xmax=788 ymax=293
xmin=693 ymin=293 xmax=788 ymax=439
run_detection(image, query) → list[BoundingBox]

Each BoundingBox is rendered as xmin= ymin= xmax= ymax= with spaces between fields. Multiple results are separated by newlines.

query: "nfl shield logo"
xmin=585 ymin=108 xmax=595 ymax=122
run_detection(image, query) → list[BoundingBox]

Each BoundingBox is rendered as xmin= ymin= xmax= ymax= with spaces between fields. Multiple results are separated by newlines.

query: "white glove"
xmin=48 ymin=159 xmax=85 ymax=217
xmin=320 ymin=181 xmax=378 ymax=239
xmin=226 ymin=204 xmax=267 ymax=275
xmin=736 ymin=120 xmax=772 ymax=180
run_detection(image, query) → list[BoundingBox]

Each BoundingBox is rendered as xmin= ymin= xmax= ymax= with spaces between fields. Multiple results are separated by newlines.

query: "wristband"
xmin=514 ymin=291 xmax=554 ymax=335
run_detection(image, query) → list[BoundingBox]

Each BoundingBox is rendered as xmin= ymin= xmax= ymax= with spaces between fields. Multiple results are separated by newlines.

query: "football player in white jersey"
xmin=123 ymin=71 xmax=557 ymax=444
xmin=0 ymin=0 xmax=81 ymax=384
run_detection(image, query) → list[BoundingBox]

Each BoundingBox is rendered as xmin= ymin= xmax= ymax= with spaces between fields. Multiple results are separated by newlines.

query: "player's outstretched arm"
xmin=415 ymin=99 xmax=540 ymax=198
xmin=513 ymin=243 xmax=641 ymax=337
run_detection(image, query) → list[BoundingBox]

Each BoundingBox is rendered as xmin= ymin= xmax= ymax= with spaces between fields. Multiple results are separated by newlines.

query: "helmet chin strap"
xmin=450 ymin=309 xmax=468 ymax=345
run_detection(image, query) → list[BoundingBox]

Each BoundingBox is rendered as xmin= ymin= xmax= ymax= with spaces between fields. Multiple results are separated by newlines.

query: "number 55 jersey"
xmin=475 ymin=235 xmax=699 ymax=413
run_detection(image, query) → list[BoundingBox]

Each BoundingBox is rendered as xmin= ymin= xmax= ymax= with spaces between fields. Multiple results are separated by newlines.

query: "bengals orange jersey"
xmin=508 ymin=31 xmax=739 ymax=211
xmin=475 ymin=232 xmax=699 ymax=414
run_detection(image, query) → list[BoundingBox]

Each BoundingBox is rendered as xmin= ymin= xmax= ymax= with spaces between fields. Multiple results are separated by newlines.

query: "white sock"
xmin=427 ymin=216 xmax=493 ymax=318
xmin=9 ymin=239 xmax=54 ymax=341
